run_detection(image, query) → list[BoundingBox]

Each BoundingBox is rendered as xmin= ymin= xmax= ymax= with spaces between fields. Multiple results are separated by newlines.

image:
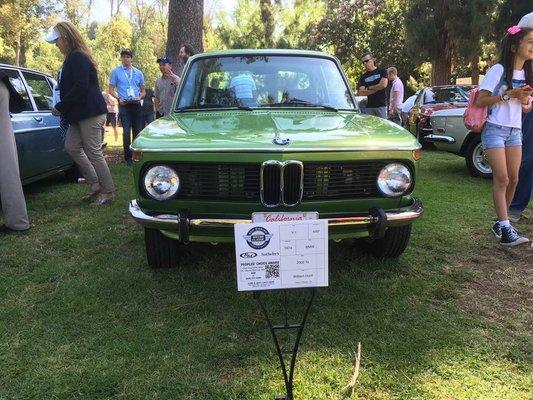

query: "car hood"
xmin=133 ymin=110 xmax=419 ymax=152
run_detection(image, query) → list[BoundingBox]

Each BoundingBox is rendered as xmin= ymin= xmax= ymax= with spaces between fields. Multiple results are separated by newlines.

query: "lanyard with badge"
xmin=124 ymin=67 xmax=135 ymax=98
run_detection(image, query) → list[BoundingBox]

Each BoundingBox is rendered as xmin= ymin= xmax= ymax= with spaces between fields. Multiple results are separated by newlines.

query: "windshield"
xmin=422 ymin=87 xmax=468 ymax=105
xmin=176 ymin=55 xmax=356 ymax=111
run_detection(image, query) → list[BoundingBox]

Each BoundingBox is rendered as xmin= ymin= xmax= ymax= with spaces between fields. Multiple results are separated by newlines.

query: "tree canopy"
xmin=0 ymin=0 xmax=527 ymax=90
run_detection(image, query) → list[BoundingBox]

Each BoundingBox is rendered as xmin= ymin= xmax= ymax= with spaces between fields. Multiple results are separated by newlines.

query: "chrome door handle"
xmin=33 ymin=116 xmax=43 ymax=122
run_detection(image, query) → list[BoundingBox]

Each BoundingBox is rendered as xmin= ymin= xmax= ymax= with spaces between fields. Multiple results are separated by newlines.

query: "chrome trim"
xmin=260 ymin=160 xmax=304 ymax=208
xmin=260 ymin=160 xmax=282 ymax=208
xmin=129 ymin=200 xmax=180 ymax=230
xmin=130 ymin=146 xmax=420 ymax=153
xmin=424 ymin=134 xmax=456 ymax=144
xmin=14 ymin=126 xmax=58 ymax=134
xmin=281 ymin=160 xmax=303 ymax=207
xmin=128 ymin=198 xmax=423 ymax=230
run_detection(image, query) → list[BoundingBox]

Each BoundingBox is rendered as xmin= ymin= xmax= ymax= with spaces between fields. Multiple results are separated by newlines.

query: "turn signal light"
xmin=412 ymin=149 xmax=421 ymax=160
xmin=132 ymin=151 xmax=143 ymax=162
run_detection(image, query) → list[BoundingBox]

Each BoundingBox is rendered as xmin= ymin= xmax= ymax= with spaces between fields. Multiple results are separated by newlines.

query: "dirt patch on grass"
xmin=453 ymin=225 xmax=532 ymax=335
xmin=104 ymin=147 xmax=124 ymax=165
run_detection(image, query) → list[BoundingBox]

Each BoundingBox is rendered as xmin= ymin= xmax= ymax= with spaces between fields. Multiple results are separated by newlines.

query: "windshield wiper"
xmin=263 ymin=99 xmax=338 ymax=112
xmin=175 ymin=104 xmax=254 ymax=112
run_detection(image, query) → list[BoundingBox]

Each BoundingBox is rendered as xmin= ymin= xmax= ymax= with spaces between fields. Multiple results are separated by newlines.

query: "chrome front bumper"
xmin=129 ymin=198 xmax=424 ymax=241
xmin=425 ymin=134 xmax=456 ymax=144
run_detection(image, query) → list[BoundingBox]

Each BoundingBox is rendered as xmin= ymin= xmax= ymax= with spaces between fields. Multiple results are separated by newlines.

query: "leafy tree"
xmin=277 ymin=0 xmax=325 ymax=49
xmin=0 ymin=0 xmax=54 ymax=66
xmin=215 ymin=0 xmax=266 ymax=48
xmin=131 ymin=31 xmax=158 ymax=88
xmin=494 ymin=0 xmax=532 ymax=39
xmin=405 ymin=0 xmax=498 ymax=85
xmin=312 ymin=0 xmax=414 ymax=88
xmin=212 ymin=0 xmax=324 ymax=50
xmin=26 ymin=41 xmax=63 ymax=77
xmin=91 ymin=17 xmax=132 ymax=88
xmin=312 ymin=0 xmax=372 ymax=76
xmin=61 ymin=0 xmax=92 ymax=29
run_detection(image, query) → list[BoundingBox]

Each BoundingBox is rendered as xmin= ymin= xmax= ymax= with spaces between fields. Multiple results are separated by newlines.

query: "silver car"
xmin=426 ymin=108 xmax=492 ymax=178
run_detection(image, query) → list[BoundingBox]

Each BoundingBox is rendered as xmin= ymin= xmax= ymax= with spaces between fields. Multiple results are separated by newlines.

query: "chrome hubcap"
xmin=473 ymin=143 xmax=492 ymax=174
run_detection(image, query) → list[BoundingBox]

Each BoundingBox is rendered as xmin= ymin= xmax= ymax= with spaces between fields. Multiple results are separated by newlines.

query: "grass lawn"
xmin=0 ymin=146 xmax=531 ymax=400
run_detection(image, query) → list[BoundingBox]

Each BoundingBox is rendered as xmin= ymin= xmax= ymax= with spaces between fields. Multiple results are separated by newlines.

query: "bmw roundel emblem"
xmin=243 ymin=226 xmax=273 ymax=249
xmin=273 ymin=136 xmax=290 ymax=146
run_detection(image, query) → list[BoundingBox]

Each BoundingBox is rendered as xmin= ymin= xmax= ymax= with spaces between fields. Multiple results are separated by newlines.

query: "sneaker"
xmin=500 ymin=225 xmax=529 ymax=247
xmin=507 ymin=210 xmax=522 ymax=223
xmin=491 ymin=221 xmax=502 ymax=240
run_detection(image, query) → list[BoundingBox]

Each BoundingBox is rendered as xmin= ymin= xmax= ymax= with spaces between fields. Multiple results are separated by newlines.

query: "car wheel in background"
xmin=145 ymin=228 xmax=179 ymax=268
xmin=465 ymin=136 xmax=492 ymax=179
xmin=360 ymin=224 xmax=412 ymax=260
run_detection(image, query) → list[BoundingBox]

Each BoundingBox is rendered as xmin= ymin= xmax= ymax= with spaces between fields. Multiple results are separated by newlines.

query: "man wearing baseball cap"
xmin=508 ymin=12 xmax=533 ymax=222
xmin=154 ymin=56 xmax=180 ymax=118
xmin=108 ymin=49 xmax=146 ymax=165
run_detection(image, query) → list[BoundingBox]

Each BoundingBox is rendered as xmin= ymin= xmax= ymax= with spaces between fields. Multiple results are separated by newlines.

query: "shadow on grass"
xmin=1 ymin=152 xmax=529 ymax=399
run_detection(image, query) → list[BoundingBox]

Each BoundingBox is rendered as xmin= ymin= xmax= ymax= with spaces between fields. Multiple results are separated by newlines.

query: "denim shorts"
xmin=481 ymin=122 xmax=522 ymax=149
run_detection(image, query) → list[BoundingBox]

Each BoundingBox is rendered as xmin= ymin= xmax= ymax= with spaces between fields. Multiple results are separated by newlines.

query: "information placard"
xmin=234 ymin=219 xmax=328 ymax=291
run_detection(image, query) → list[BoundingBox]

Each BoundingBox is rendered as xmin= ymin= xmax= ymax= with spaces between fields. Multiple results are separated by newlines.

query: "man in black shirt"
xmin=357 ymin=53 xmax=388 ymax=118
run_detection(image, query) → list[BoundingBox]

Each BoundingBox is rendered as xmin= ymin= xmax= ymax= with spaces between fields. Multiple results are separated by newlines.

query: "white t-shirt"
xmin=479 ymin=63 xmax=525 ymax=129
xmin=389 ymin=77 xmax=404 ymax=110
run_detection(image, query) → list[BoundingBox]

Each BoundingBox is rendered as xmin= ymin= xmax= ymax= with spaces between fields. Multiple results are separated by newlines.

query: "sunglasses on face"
xmin=362 ymin=59 xmax=372 ymax=64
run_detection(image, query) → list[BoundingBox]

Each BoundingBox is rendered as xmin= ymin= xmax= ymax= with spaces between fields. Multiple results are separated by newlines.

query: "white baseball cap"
xmin=44 ymin=27 xmax=60 ymax=43
xmin=518 ymin=12 xmax=533 ymax=29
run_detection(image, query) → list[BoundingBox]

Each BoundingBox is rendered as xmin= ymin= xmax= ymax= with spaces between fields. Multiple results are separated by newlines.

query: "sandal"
xmin=91 ymin=193 xmax=115 ymax=206
xmin=81 ymin=189 xmax=100 ymax=202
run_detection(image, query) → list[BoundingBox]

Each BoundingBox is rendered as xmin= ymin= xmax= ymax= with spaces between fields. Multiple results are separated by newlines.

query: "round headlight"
xmin=377 ymin=163 xmax=412 ymax=197
xmin=143 ymin=165 xmax=180 ymax=200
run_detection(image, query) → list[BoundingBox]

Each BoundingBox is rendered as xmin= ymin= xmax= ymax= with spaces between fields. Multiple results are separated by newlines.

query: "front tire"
xmin=363 ymin=224 xmax=412 ymax=260
xmin=465 ymin=135 xmax=492 ymax=179
xmin=145 ymin=228 xmax=179 ymax=268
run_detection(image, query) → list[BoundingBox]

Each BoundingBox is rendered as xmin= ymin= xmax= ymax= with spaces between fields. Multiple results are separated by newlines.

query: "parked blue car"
xmin=0 ymin=64 xmax=75 ymax=184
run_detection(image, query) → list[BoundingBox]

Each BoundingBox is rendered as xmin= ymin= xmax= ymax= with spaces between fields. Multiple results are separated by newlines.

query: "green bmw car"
xmin=129 ymin=50 xmax=423 ymax=268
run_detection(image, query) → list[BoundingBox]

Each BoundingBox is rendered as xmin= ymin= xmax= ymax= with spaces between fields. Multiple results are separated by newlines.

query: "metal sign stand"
xmin=253 ymin=287 xmax=317 ymax=400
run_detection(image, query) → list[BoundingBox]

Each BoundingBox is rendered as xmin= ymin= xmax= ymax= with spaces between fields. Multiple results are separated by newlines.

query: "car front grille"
xmin=163 ymin=163 xmax=261 ymax=200
xmin=146 ymin=161 xmax=400 ymax=203
xmin=303 ymin=162 xmax=387 ymax=200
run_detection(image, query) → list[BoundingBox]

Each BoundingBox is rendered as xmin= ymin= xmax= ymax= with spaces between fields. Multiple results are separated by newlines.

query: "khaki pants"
xmin=65 ymin=114 xmax=115 ymax=193
xmin=0 ymin=82 xmax=29 ymax=230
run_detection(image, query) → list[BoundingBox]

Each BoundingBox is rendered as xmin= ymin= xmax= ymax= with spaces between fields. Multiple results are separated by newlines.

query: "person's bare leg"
xmin=486 ymin=147 xmax=509 ymax=221
xmin=504 ymin=145 xmax=522 ymax=209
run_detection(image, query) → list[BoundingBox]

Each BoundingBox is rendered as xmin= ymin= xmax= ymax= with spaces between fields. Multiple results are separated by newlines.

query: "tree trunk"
xmin=166 ymin=0 xmax=203 ymax=73
xmin=470 ymin=54 xmax=480 ymax=85
xmin=260 ymin=0 xmax=274 ymax=47
xmin=19 ymin=40 xmax=27 ymax=67
xmin=14 ymin=32 xmax=21 ymax=66
xmin=430 ymin=48 xmax=451 ymax=85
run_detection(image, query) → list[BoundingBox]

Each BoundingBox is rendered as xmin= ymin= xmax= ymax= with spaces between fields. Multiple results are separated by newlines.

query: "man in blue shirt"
xmin=108 ymin=49 xmax=146 ymax=165
xmin=230 ymin=73 xmax=256 ymax=106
